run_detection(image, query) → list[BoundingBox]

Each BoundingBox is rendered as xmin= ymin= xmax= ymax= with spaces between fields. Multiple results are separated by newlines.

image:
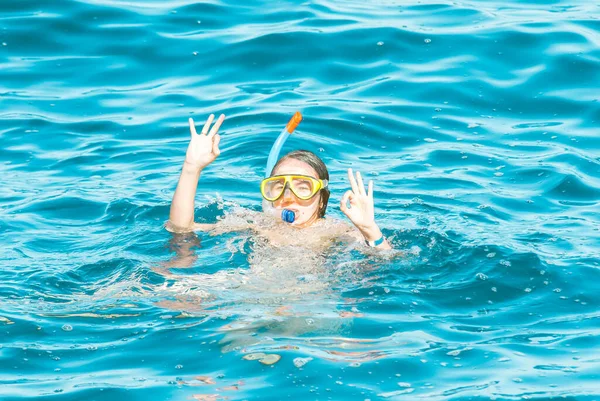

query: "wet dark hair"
xmin=272 ymin=150 xmax=330 ymax=218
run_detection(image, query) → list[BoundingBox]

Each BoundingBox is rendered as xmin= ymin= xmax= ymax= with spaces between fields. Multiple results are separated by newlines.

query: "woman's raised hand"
xmin=340 ymin=168 xmax=376 ymax=231
xmin=340 ymin=168 xmax=391 ymax=248
xmin=185 ymin=114 xmax=225 ymax=170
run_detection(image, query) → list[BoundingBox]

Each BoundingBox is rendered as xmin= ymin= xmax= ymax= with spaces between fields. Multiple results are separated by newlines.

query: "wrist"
xmin=357 ymin=223 xmax=382 ymax=242
xmin=183 ymin=160 xmax=203 ymax=175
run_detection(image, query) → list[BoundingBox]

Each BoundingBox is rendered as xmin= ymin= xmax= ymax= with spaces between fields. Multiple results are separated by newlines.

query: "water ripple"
xmin=1 ymin=0 xmax=599 ymax=399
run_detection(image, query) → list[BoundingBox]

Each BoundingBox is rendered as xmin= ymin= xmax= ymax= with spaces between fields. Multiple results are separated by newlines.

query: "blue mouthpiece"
xmin=281 ymin=209 xmax=295 ymax=223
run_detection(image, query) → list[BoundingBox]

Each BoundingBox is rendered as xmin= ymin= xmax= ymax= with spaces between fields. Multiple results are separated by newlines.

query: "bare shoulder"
xmin=164 ymin=220 xmax=218 ymax=233
xmin=193 ymin=223 xmax=218 ymax=232
xmin=165 ymin=220 xmax=193 ymax=233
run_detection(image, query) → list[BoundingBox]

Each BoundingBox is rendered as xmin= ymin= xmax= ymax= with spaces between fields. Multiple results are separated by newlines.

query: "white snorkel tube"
xmin=263 ymin=112 xmax=303 ymax=223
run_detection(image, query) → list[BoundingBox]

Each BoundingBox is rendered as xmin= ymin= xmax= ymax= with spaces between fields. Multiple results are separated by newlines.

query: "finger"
xmin=356 ymin=171 xmax=366 ymax=196
xmin=208 ymin=114 xmax=225 ymax=138
xmin=347 ymin=168 xmax=359 ymax=194
xmin=340 ymin=190 xmax=353 ymax=214
xmin=201 ymin=114 xmax=215 ymax=135
xmin=368 ymin=180 xmax=373 ymax=199
xmin=212 ymin=134 xmax=221 ymax=156
xmin=188 ymin=118 xmax=198 ymax=137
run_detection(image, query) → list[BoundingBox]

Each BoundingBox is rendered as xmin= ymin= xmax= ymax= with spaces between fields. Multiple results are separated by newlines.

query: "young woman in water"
xmin=167 ymin=113 xmax=391 ymax=250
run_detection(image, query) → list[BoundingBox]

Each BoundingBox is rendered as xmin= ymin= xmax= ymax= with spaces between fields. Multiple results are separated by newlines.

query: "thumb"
xmin=212 ymin=134 xmax=221 ymax=156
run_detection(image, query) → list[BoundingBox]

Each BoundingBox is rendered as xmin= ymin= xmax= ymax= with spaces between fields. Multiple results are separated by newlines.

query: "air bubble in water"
xmin=61 ymin=325 xmax=72 ymax=332
xmin=424 ymin=38 xmax=431 ymax=44
xmin=293 ymin=357 xmax=313 ymax=368
xmin=377 ymin=41 xmax=384 ymax=46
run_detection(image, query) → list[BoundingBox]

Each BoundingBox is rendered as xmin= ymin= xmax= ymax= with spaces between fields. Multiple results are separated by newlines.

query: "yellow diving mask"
xmin=260 ymin=175 xmax=328 ymax=202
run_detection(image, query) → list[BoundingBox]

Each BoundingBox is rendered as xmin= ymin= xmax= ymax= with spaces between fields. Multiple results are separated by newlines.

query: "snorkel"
xmin=263 ymin=112 xmax=303 ymax=223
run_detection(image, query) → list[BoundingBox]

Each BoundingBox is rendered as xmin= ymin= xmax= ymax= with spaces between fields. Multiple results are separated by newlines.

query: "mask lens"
xmin=263 ymin=177 xmax=286 ymax=200
xmin=291 ymin=177 xmax=316 ymax=199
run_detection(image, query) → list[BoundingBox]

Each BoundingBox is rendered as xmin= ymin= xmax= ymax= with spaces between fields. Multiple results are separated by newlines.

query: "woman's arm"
xmin=168 ymin=114 xmax=225 ymax=232
xmin=340 ymin=168 xmax=392 ymax=250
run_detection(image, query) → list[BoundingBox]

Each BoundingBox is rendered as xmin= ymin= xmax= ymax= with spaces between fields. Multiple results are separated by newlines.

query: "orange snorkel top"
xmin=285 ymin=111 xmax=303 ymax=134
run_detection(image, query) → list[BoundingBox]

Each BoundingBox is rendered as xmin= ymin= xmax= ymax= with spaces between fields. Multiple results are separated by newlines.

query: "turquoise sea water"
xmin=1 ymin=0 xmax=600 ymax=400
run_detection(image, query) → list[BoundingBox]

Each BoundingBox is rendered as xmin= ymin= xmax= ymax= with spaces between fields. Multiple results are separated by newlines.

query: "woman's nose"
xmin=280 ymin=187 xmax=295 ymax=205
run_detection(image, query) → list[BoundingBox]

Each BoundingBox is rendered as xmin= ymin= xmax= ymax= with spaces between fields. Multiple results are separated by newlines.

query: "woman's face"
xmin=270 ymin=158 xmax=323 ymax=227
